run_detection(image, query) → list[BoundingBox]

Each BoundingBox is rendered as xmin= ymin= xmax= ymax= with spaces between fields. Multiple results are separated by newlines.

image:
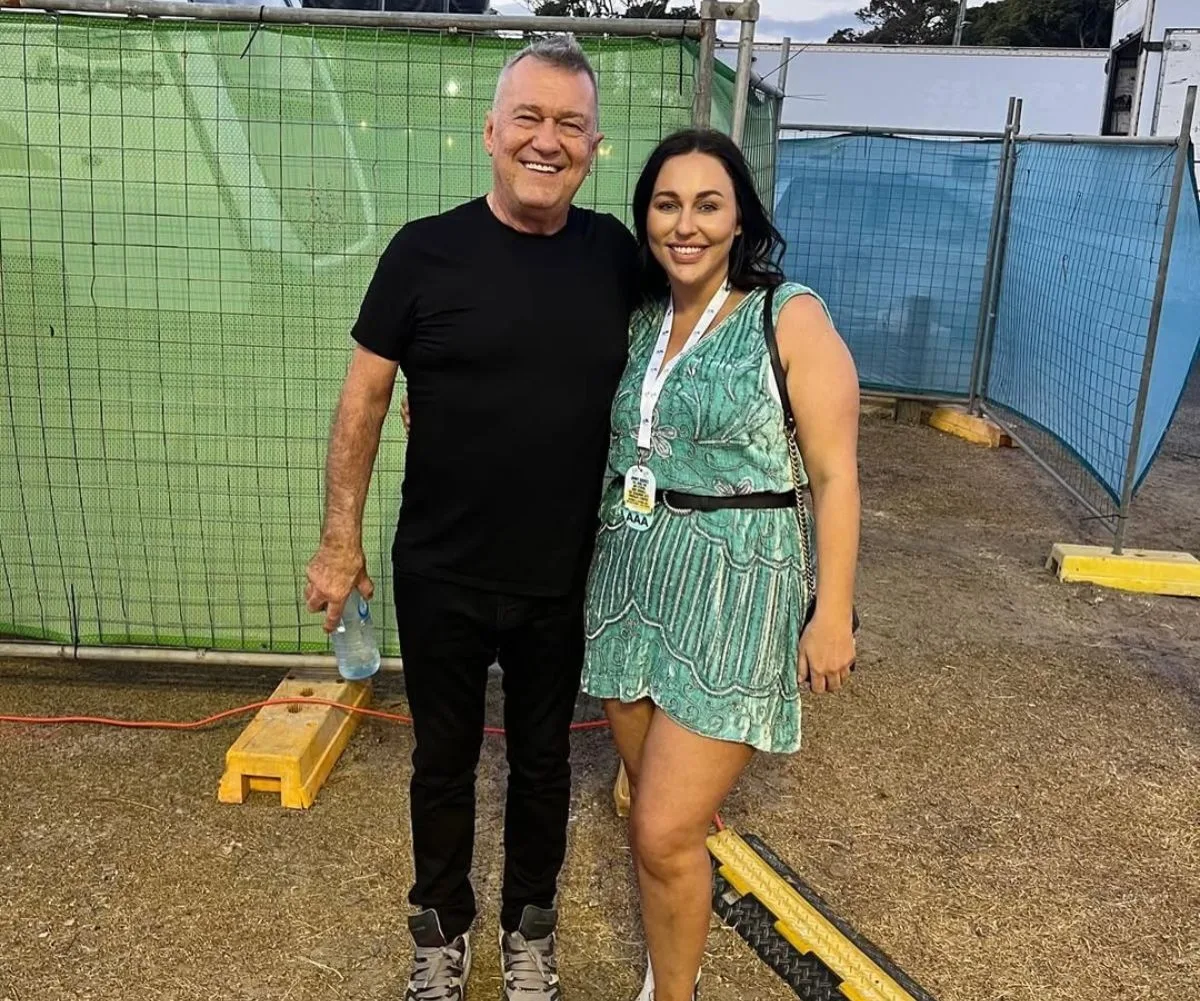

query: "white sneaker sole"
xmin=636 ymin=957 xmax=700 ymax=1001
xmin=636 ymin=963 xmax=654 ymax=1001
xmin=461 ymin=933 xmax=473 ymax=995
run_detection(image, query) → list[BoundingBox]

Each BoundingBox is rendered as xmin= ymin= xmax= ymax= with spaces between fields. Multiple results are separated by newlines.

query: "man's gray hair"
xmin=493 ymin=35 xmax=599 ymax=120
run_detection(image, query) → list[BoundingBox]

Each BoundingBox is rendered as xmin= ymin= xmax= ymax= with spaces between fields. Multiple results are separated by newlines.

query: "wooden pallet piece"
xmin=860 ymin=399 xmax=898 ymax=421
xmin=895 ymin=399 xmax=925 ymax=426
xmin=926 ymin=405 xmax=1012 ymax=448
xmin=218 ymin=672 xmax=372 ymax=809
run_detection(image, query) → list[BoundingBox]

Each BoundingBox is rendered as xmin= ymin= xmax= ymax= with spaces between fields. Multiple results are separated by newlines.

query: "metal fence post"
xmin=952 ymin=0 xmax=968 ymax=45
xmin=692 ymin=11 xmax=717 ymax=128
xmin=695 ymin=0 xmax=759 ymax=144
xmin=729 ymin=3 xmax=759 ymax=148
xmin=974 ymin=97 xmax=1023 ymax=409
xmin=1112 ymin=84 xmax=1197 ymax=555
xmin=967 ymin=96 xmax=1017 ymax=414
xmin=777 ymin=36 xmax=791 ymax=97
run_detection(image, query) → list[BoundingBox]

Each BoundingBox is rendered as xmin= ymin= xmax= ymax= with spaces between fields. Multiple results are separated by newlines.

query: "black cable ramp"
xmin=708 ymin=829 xmax=939 ymax=1001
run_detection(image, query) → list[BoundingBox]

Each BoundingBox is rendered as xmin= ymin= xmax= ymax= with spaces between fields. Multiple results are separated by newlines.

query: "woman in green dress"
xmin=581 ymin=129 xmax=861 ymax=1000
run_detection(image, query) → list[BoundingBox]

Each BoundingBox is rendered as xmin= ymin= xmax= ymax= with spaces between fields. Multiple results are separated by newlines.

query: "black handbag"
xmin=762 ymin=285 xmax=860 ymax=633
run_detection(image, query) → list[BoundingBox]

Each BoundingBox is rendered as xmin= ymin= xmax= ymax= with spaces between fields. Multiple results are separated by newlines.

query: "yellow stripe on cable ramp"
xmin=708 ymin=828 xmax=927 ymax=1001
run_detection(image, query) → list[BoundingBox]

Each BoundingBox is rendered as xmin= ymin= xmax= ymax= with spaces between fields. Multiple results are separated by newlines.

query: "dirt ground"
xmin=2 ymin=372 xmax=1198 ymax=1001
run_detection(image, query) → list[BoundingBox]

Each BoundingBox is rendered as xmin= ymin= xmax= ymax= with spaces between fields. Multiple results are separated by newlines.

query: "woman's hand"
xmin=798 ymin=611 xmax=855 ymax=694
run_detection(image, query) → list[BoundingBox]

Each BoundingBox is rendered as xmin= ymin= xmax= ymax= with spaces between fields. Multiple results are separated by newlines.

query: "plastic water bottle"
xmin=331 ymin=588 xmax=380 ymax=681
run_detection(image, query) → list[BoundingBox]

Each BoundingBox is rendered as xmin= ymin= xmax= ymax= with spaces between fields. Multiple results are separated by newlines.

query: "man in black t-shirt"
xmin=305 ymin=35 xmax=637 ymax=1001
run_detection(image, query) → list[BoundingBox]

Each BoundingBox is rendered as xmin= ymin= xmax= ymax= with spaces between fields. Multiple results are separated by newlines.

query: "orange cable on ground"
xmin=0 ymin=702 xmax=729 ymax=828
xmin=0 ymin=698 xmax=613 ymax=736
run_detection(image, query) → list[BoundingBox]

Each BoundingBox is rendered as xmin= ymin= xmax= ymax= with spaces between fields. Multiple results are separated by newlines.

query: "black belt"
xmin=613 ymin=479 xmax=792 ymax=512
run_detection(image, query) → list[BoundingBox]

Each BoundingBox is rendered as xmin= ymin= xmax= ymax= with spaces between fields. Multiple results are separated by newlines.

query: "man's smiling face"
xmin=485 ymin=56 xmax=602 ymax=227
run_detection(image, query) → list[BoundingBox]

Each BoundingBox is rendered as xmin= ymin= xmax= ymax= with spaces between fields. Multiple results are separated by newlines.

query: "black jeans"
xmin=393 ymin=571 xmax=585 ymax=940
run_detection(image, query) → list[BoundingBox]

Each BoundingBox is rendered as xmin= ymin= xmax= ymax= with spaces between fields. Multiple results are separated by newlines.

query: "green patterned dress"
xmin=582 ymin=282 xmax=824 ymax=754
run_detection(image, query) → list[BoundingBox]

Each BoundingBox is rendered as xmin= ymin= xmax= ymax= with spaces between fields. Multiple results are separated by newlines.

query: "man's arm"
xmin=305 ymin=344 xmax=399 ymax=632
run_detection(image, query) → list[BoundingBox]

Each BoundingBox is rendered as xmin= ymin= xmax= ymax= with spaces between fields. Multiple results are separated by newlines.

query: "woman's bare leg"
xmin=604 ymin=697 xmax=656 ymax=795
xmin=631 ymin=712 xmax=752 ymax=1001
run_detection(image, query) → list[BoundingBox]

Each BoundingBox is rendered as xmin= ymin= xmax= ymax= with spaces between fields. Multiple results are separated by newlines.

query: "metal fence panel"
xmin=737 ymin=87 xmax=781 ymax=206
xmin=774 ymin=125 xmax=1200 ymax=530
xmin=774 ymin=134 xmax=1001 ymax=395
xmin=706 ymin=52 xmax=779 ymax=203
xmin=0 ymin=14 xmax=710 ymax=652
xmin=984 ymin=140 xmax=1177 ymax=504
xmin=1135 ymin=151 xmax=1200 ymax=489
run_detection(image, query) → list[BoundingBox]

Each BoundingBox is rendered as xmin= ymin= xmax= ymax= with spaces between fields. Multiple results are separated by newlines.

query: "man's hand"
xmin=305 ymin=541 xmax=374 ymax=634
xmin=400 ymin=395 xmax=410 ymax=432
xmin=797 ymin=610 xmax=855 ymax=694
xmin=305 ymin=345 xmax=396 ymax=632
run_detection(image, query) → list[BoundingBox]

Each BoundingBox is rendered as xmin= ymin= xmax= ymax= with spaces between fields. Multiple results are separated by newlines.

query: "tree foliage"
xmin=532 ymin=0 xmax=698 ymax=18
xmin=828 ymin=0 xmax=1114 ymax=48
xmin=828 ymin=0 xmax=959 ymax=44
xmin=963 ymin=0 xmax=1113 ymax=47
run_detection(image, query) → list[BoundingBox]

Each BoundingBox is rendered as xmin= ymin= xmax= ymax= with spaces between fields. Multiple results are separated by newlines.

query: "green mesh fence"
xmin=701 ymin=45 xmax=779 ymax=205
xmin=0 ymin=13 xmax=773 ymax=654
xmin=742 ymin=90 xmax=782 ymax=208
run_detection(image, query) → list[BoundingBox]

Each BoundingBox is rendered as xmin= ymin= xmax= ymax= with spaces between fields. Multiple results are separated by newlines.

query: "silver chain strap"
xmin=764 ymin=284 xmax=818 ymax=609
xmin=784 ymin=428 xmax=817 ymax=602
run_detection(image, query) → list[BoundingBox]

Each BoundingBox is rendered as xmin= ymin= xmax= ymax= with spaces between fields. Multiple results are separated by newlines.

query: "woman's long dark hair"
xmin=631 ymin=128 xmax=786 ymax=302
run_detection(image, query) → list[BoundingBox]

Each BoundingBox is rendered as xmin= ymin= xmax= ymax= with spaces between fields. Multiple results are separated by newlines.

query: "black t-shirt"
xmin=352 ymin=196 xmax=639 ymax=597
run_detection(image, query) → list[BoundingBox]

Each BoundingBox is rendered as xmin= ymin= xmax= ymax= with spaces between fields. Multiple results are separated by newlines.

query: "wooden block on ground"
xmin=218 ymin=672 xmax=372 ymax=809
xmin=613 ymin=760 xmax=631 ymax=818
xmin=927 ymin=405 xmax=1012 ymax=447
xmin=895 ymin=399 xmax=925 ymax=426
xmin=1047 ymin=543 xmax=1200 ymax=598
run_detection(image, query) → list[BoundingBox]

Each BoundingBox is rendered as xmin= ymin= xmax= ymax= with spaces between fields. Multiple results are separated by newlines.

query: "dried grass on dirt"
xmin=2 ymin=376 xmax=1198 ymax=1001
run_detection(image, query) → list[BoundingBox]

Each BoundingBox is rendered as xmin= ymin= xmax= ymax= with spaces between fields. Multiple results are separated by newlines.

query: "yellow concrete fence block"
xmin=1047 ymin=543 xmax=1200 ymax=598
xmin=218 ymin=672 xmax=372 ymax=809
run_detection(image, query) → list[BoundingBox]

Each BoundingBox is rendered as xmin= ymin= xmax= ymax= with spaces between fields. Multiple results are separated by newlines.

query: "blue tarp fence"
xmin=775 ymin=134 xmax=1200 ymax=504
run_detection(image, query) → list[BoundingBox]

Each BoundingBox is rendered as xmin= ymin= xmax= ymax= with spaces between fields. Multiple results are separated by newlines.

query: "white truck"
xmin=719 ymin=14 xmax=1199 ymax=174
xmin=1105 ymin=0 xmax=1199 ymax=170
xmin=718 ymin=41 xmax=1109 ymax=136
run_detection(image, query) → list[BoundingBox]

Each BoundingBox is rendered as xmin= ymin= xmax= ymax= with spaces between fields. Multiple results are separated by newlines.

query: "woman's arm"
xmin=776 ymin=294 xmax=861 ymax=693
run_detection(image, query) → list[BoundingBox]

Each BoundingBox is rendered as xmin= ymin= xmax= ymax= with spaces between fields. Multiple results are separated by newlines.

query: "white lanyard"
xmin=637 ymin=282 xmax=731 ymax=454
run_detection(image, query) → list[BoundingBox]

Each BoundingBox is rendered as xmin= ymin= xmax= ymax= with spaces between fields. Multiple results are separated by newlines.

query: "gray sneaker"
xmin=499 ymin=905 xmax=562 ymax=1000
xmin=405 ymin=909 xmax=471 ymax=1001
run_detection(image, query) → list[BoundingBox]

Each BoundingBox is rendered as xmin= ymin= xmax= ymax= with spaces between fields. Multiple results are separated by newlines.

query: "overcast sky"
xmin=493 ymin=0 xmax=991 ymax=43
